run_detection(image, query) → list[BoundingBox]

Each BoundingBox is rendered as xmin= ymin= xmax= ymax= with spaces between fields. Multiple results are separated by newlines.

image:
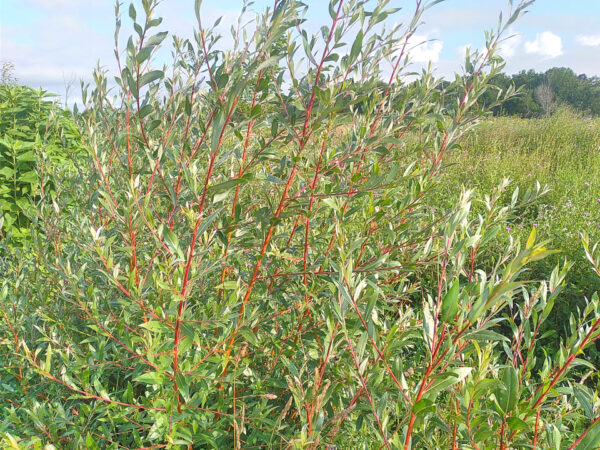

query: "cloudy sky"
xmin=2 ymin=0 xmax=599 ymax=105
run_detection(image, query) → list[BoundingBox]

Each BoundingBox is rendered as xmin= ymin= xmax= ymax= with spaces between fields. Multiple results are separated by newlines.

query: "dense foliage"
xmin=0 ymin=84 xmax=82 ymax=244
xmin=2 ymin=0 xmax=600 ymax=448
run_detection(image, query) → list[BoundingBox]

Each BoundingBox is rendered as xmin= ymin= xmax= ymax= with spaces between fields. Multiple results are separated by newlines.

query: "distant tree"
xmin=534 ymin=82 xmax=554 ymax=115
xmin=546 ymin=67 xmax=581 ymax=108
xmin=1 ymin=61 xmax=16 ymax=85
xmin=476 ymin=67 xmax=600 ymax=117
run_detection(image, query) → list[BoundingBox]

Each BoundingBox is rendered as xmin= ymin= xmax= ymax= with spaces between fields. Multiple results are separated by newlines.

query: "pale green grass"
xmin=436 ymin=108 xmax=600 ymax=332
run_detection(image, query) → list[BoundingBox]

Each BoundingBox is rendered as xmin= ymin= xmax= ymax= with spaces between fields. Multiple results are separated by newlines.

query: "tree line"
xmin=475 ymin=67 xmax=600 ymax=117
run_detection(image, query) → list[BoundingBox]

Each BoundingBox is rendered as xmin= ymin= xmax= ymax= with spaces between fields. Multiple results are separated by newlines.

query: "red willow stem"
xmin=293 ymin=120 xmax=333 ymax=342
xmin=404 ymin=238 xmax=452 ymax=448
xmin=343 ymin=275 xmax=412 ymax=403
xmin=568 ymin=414 xmax=600 ymax=450
xmin=534 ymin=316 xmax=600 ymax=411
xmin=345 ymin=330 xmax=391 ymax=449
xmin=173 ymin=95 xmax=240 ymax=412
xmin=220 ymin=68 xmax=265 ymax=293
xmin=160 ymin=19 xmax=254 ymax=226
xmin=402 ymin=19 xmax=518 ymax=442
xmin=532 ymin=407 xmax=541 ymax=446
xmin=221 ymin=0 xmax=346 ymax=375
xmin=163 ymin=27 xmax=258 ymax=231
xmin=288 ymin=11 xmax=361 ymax=337
xmin=451 ymin=395 xmax=459 ymax=450
xmin=505 ymin=314 xmax=600 ymax=443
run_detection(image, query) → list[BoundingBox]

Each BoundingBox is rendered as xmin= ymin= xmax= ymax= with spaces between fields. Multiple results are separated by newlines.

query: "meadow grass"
xmin=436 ymin=107 xmax=600 ymax=334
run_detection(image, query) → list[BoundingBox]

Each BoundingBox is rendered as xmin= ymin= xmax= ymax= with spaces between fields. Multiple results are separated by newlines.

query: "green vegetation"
xmin=2 ymin=0 xmax=600 ymax=448
xmin=478 ymin=67 xmax=600 ymax=117
xmin=440 ymin=108 xmax=600 ymax=306
xmin=0 ymin=84 xmax=82 ymax=244
xmin=421 ymin=109 xmax=600 ymax=373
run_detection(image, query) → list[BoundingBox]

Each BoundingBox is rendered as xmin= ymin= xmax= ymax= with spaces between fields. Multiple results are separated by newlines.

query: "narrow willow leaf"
xmin=133 ymin=372 xmax=165 ymax=385
xmin=574 ymin=420 xmax=600 ymax=450
xmin=440 ymin=279 xmax=459 ymax=322
xmin=140 ymin=70 xmax=164 ymax=87
xmin=495 ymin=366 xmax=518 ymax=413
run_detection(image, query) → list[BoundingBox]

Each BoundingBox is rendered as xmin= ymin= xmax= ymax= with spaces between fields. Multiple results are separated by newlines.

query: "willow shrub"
xmin=0 ymin=85 xmax=82 ymax=245
xmin=3 ymin=0 xmax=600 ymax=448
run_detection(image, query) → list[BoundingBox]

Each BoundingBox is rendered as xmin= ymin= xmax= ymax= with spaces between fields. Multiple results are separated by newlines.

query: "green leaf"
xmin=196 ymin=209 xmax=220 ymax=237
xmin=18 ymin=171 xmax=38 ymax=184
xmin=574 ymin=386 xmax=595 ymax=419
xmin=350 ymin=29 xmax=364 ymax=63
xmin=257 ymin=56 xmax=280 ymax=72
xmin=3 ymin=433 xmax=20 ymax=449
xmin=0 ymin=166 xmax=14 ymax=178
xmin=440 ymin=279 xmax=459 ymax=322
xmin=266 ymin=174 xmax=285 ymax=185
xmin=140 ymin=70 xmax=164 ymax=87
xmin=44 ymin=344 xmax=52 ymax=372
xmin=128 ymin=3 xmax=136 ymax=21
xmin=413 ymin=398 xmax=437 ymax=416
xmin=137 ymin=46 xmax=154 ymax=65
xmin=138 ymin=104 xmax=154 ymax=118
xmin=495 ymin=366 xmax=518 ymax=413
xmin=145 ymin=31 xmax=168 ymax=47
xmin=506 ymin=416 xmax=529 ymax=432
xmin=86 ymin=433 xmax=100 ymax=450
xmin=464 ymin=329 xmax=510 ymax=342
xmin=139 ymin=321 xmax=166 ymax=332
xmin=211 ymin=110 xmax=225 ymax=151
xmin=133 ymin=371 xmax=165 ymax=385
xmin=238 ymin=326 xmax=259 ymax=346
xmin=422 ymin=302 xmax=435 ymax=351
xmin=575 ymin=419 xmax=600 ymax=450
xmin=251 ymin=104 xmax=262 ymax=118
xmin=427 ymin=367 xmax=472 ymax=398
xmin=209 ymin=178 xmax=244 ymax=193
xmin=163 ymin=228 xmax=180 ymax=255
xmin=16 ymin=150 xmax=36 ymax=162
xmin=525 ymin=227 xmax=536 ymax=250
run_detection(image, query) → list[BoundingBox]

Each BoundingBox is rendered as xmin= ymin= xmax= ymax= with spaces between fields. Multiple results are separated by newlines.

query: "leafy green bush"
xmin=0 ymin=84 xmax=82 ymax=244
xmin=2 ymin=0 xmax=600 ymax=448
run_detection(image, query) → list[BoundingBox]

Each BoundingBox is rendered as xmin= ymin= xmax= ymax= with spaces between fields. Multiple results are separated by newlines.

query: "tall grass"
xmin=435 ymin=108 xmax=600 ymax=320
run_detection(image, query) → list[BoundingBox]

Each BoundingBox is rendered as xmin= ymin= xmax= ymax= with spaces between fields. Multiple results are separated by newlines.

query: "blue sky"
xmin=2 ymin=0 xmax=599 ymax=105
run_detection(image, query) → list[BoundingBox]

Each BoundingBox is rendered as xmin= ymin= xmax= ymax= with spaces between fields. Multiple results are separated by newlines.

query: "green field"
xmin=443 ymin=109 xmax=600 ymax=298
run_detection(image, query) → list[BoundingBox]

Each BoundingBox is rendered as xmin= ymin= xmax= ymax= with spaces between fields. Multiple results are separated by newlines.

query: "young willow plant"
xmin=3 ymin=0 xmax=600 ymax=448
xmin=0 ymin=85 xmax=81 ymax=245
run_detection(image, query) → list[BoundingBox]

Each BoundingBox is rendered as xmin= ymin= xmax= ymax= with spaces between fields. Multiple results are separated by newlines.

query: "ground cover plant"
xmin=2 ymin=0 xmax=600 ymax=448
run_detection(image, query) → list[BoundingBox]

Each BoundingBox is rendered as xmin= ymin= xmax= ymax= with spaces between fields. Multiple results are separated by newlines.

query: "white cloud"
xmin=0 ymin=13 xmax=115 ymax=89
xmin=498 ymin=32 xmax=522 ymax=58
xmin=407 ymin=34 xmax=444 ymax=63
xmin=524 ymin=31 xmax=563 ymax=59
xmin=576 ymin=34 xmax=600 ymax=47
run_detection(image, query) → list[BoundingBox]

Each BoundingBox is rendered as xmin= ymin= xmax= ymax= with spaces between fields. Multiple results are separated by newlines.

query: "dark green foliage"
xmin=475 ymin=67 xmax=600 ymax=117
xmin=0 ymin=85 xmax=82 ymax=244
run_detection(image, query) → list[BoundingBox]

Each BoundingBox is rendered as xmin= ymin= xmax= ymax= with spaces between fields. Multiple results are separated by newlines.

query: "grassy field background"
xmin=433 ymin=107 xmax=600 ymax=339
